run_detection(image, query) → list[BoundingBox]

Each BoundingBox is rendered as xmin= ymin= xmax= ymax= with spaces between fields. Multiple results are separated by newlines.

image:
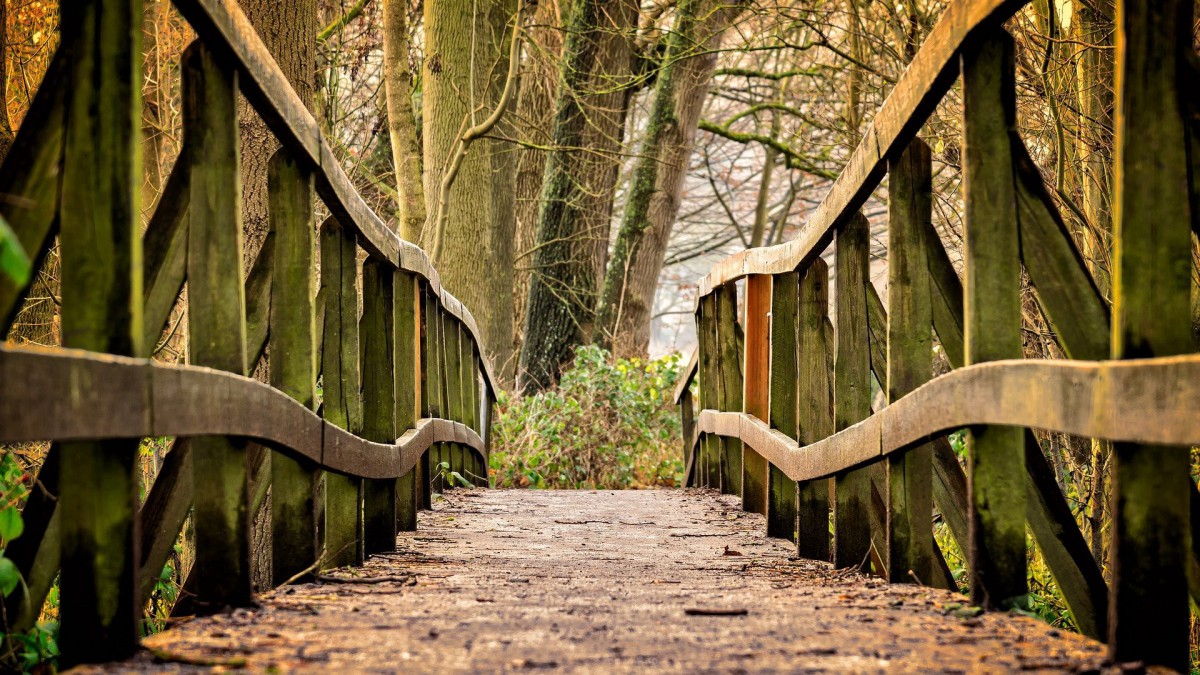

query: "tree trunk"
xmin=517 ymin=0 xmax=638 ymax=391
xmin=594 ymin=0 xmax=744 ymax=357
xmin=509 ymin=0 xmax=563 ymax=384
xmin=381 ymin=0 xmax=426 ymax=243
xmin=421 ymin=0 xmax=516 ymax=374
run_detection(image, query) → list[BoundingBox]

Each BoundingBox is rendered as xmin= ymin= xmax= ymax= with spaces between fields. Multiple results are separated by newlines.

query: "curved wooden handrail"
xmin=0 ymin=345 xmax=485 ymax=480
xmin=694 ymin=0 xmax=1028 ymax=299
xmin=692 ymin=354 xmax=1200 ymax=483
xmin=170 ymin=0 xmax=497 ymax=395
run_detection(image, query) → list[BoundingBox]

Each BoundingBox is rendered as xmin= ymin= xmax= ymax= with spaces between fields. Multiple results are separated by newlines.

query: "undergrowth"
xmin=490 ymin=346 xmax=684 ymax=489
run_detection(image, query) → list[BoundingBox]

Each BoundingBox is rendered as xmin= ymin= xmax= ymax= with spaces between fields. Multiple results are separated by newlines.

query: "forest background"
xmin=1 ymin=0 xmax=1199 ymax=668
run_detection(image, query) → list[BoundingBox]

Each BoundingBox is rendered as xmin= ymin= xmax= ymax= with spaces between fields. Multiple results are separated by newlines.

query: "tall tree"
xmin=594 ymin=0 xmax=745 ymax=357
xmin=517 ymin=0 xmax=639 ymax=392
xmin=382 ymin=0 xmax=427 ymax=243
xmin=421 ymin=0 xmax=520 ymax=372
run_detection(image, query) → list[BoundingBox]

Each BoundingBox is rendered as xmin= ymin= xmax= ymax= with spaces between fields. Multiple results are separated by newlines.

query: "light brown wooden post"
xmin=961 ymin=29 xmax=1025 ymax=609
xmin=268 ymin=148 xmax=320 ymax=585
xmin=56 ymin=0 xmax=142 ymax=661
xmin=362 ymin=257 xmax=397 ymax=553
xmin=742 ymin=275 xmax=771 ymax=515
xmin=395 ymin=270 xmax=421 ymax=531
xmin=715 ymin=283 xmax=744 ymax=496
xmin=697 ymin=295 xmax=721 ymax=488
xmin=1108 ymin=0 xmax=1193 ymax=668
xmin=885 ymin=138 xmax=935 ymax=585
xmin=181 ymin=41 xmax=253 ymax=609
xmin=833 ymin=213 xmax=872 ymax=569
xmin=767 ymin=271 xmax=799 ymax=541
xmin=797 ymin=258 xmax=832 ymax=561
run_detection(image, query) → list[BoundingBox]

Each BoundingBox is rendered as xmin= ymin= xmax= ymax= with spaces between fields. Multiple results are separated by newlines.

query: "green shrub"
xmin=490 ymin=346 xmax=684 ymax=489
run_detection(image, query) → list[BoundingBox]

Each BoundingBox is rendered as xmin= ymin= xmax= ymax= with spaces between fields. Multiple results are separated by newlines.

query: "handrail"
xmin=171 ymin=0 xmax=497 ymax=395
xmin=690 ymin=354 xmax=1200 ymax=484
xmin=694 ymin=0 xmax=1027 ymax=299
xmin=0 ymin=346 xmax=486 ymax=480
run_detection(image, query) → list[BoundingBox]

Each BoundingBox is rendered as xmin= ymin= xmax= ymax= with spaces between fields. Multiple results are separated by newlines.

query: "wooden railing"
xmin=0 ymin=0 xmax=494 ymax=665
xmin=677 ymin=0 xmax=1200 ymax=670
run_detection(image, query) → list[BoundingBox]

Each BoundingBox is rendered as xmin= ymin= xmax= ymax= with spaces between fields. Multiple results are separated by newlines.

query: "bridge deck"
xmin=108 ymin=490 xmax=1103 ymax=672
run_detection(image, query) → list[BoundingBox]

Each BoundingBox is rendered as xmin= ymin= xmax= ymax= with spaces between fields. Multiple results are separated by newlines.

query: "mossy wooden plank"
xmin=697 ymin=295 xmax=721 ymax=489
xmin=137 ymin=439 xmax=192 ymax=601
xmin=715 ymin=283 xmax=743 ymax=497
xmin=181 ymin=41 xmax=253 ymax=610
xmin=443 ymin=315 xmax=465 ymax=487
xmin=924 ymin=218 xmax=966 ymax=369
xmin=268 ymin=148 xmax=319 ymax=585
xmin=742 ymin=275 xmax=771 ymax=515
xmin=362 ymin=257 xmax=397 ymax=552
xmin=395 ymin=271 xmax=420 ymax=530
xmin=885 ymin=138 xmax=935 ymax=585
xmin=0 ymin=51 xmax=66 ymax=330
xmin=1108 ymin=1 xmax=1194 ymax=668
xmin=1012 ymin=138 xmax=1110 ymax=361
xmin=56 ymin=0 xmax=143 ymax=662
xmin=320 ymin=216 xmax=364 ymax=568
xmin=767 ymin=271 xmax=799 ymax=541
xmin=141 ymin=149 xmax=190 ymax=352
xmin=797 ymin=259 xmax=831 ymax=561
xmin=961 ymin=29 xmax=1025 ymax=609
xmin=833 ymin=213 xmax=872 ymax=569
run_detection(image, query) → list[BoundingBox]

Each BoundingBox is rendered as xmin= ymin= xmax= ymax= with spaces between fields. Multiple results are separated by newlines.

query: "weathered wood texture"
xmin=181 ymin=41 xmax=253 ymax=610
xmin=742 ymin=275 xmax=771 ymax=515
xmin=833 ymin=214 xmax=871 ymax=569
xmin=362 ymin=258 xmax=397 ymax=552
xmin=796 ymin=259 xmax=832 ymax=561
xmin=395 ymin=271 xmax=422 ymax=531
xmin=766 ymin=272 xmax=799 ymax=541
xmin=1107 ymin=0 xmax=1194 ymax=669
xmin=268 ymin=149 xmax=320 ymax=586
xmin=715 ymin=284 xmax=744 ymax=498
xmin=885 ymin=139 xmax=935 ymax=586
xmin=56 ymin=0 xmax=143 ymax=662
xmin=698 ymin=296 xmax=721 ymax=489
xmin=961 ymin=29 xmax=1025 ymax=610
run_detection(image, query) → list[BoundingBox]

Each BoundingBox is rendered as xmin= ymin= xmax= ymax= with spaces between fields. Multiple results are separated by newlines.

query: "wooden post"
xmin=742 ymin=275 xmax=771 ymax=515
xmin=697 ymin=295 xmax=721 ymax=489
xmin=418 ymin=285 xmax=439 ymax=506
xmin=466 ymin=347 xmax=484 ymax=485
xmin=56 ymin=0 xmax=142 ymax=660
xmin=362 ymin=257 xmax=397 ymax=553
xmin=767 ymin=272 xmax=799 ymax=541
xmin=797 ymin=259 xmax=832 ymax=561
xmin=1108 ymin=1 xmax=1193 ymax=668
xmin=680 ymin=389 xmax=696 ymax=487
xmin=444 ymin=316 xmax=465 ymax=486
xmin=833 ymin=213 xmax=872 ymax=569
xmin=395 ymin=270 xmax=421 ymax=531
xmin=885 ymin=138 xmax=935 ymax=585
xmin=181 ymin=41 xmax=253 ymax=609
xmin=268 ymin=149 xmax=319 ymax=585
xmin=715 ymin=283 xmax=744 ymax=497
xmin=961 ymin=29 xmax=1025 ymax=609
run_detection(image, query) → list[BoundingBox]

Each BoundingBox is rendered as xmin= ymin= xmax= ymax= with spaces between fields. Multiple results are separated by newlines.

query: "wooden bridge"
xmin=0 ymin=0 xmax=1196 ymax=671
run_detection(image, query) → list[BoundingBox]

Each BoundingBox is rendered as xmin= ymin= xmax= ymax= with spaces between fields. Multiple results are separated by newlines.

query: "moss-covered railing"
xmin=0 ymin=0 xmax=495 ymax=665
xmin=676 ymin=0 xmax=1200 ymax=670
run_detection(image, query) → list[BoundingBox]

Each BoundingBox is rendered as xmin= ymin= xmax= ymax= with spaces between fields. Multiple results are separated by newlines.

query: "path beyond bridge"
xmin=102 ymin=490 xmax=1103 ymax=672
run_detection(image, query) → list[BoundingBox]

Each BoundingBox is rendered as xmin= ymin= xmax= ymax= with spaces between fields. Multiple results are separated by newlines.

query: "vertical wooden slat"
xmin=268 ymin=148 xmax=319 ymax=585
xmin=961 ymin=29 xmax=1026 ymax=609
xmin=362 ymin=258 xmax=397 ymax=553
xmin=697 ymin=295 xmax=720 ymax=488
xmin=319 ymin=216 xmax=363 ymax=569
xmin=182 ymin=41 xmax=253 ymax=608
xmin=419 ymin=285 xmax=440 ymax=504
xmin=885 ymin=138 xmax=935 ymax=585
xmin=444 ymin=316 xmax=465 ymax=486
xmin=56 ymin=0 xmax=142 ymax=661
xmin=796 ymin=258 xmax=832 ymax=561
xmin=680 ymin=389 xmax=697 ymax=487
xmin=395 ymin=270 xmax=421 ymax=531
xmin=1108 ymin=0 xmax=1194 ymax=668
xmin=767 ymin=272 xmax=799 ymax=541
xmin=742 ymin=275 xmax=771 ymax=515
xmin=715 ymin=283 xmax=744 ymax=496
xmin=833 ymin=213 xmax=872 ymax=569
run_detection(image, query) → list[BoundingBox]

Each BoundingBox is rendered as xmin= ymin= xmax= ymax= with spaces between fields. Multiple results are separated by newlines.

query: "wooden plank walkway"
xmin=99 ymin=490 xmax=1105 ymax=672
